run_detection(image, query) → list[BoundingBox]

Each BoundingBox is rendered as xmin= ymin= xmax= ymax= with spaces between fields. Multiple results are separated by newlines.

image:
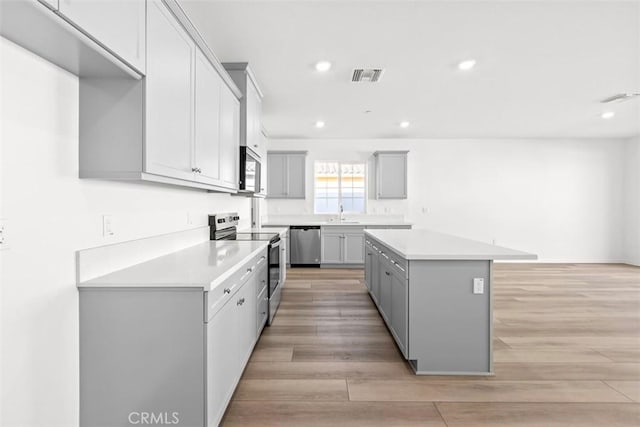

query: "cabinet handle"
xmin=223 ymin=288 xmax=231 ymax=294
xmin=254 ymin=144 xmax=259 ymax=148
xmin=237 ymin=297 xmax=245 ymax=306
xmin=192 ymin=167 xmax=198 ymax=172
xmin=247 ymin=267 xmax=254 ymax=273
xmin=257 ymin=256 xmax=266 ymax=264
xmin=381 ymin=253 xmax=389 ymax=260
xmin=385 ymin=271 xmax=391 ymax=276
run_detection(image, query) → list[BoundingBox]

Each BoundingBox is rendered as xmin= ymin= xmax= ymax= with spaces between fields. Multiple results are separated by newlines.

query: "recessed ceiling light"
xmin=315 ymin=61 xmax=332 ymax=72
xmin=399 ymin=121 xmax=410 ymax=128
xmin=457 ymin=59 xmax=476 ymax=71
xmin=601 ymin=111 xmax=615 ymax=119
xmin=315 ymin=120 xmax=326 ymax=128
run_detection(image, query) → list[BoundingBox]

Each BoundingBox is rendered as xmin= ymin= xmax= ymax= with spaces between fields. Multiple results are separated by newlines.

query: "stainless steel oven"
xmin=209 ymin=213 xmax=282 ymax=325
xmin=239 ymin=147 xmax=261 ymax=193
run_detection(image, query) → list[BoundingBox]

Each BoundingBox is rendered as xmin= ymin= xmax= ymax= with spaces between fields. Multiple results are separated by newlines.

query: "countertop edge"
xmin=77 ymin=243 xmax=269 ymax=291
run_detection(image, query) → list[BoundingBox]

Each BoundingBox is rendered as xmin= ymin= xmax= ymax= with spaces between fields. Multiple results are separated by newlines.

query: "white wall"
xmin=267 ymin=138 xmax=629 ymax=263
xmin=623 ymin=136 xmax=640 ymax=266
xmin=0 ymin=38 xmax=251 ymax=427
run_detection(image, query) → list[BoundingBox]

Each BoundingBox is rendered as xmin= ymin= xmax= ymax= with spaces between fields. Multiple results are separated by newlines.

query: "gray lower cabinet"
xmin=80 ymin=249 xmax=268 ymax=427
xmin=267 ymin=151 xmax=307 ymax=199
xmin=374 ymin=151 xmax=408 ymax=199
xmin=321 ymin=227 xmax=365 ymax=265
xmin=321 ymin=232 xmax=343 ymax=264
xmin=366 ymin=235 xmax=492 ymax=375
xmin=58 ymin=0 xmax=146 ymax=73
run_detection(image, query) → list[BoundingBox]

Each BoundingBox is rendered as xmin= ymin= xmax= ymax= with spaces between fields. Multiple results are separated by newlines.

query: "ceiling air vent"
xmin=600 ymin=93 xmax=640 ymax=103
xmin=352 ymin=68 xmax=385 ymax=83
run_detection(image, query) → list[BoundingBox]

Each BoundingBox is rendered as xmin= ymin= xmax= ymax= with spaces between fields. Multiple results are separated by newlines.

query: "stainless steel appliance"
xmin=290 ymin=226 xmax=321 ymax=267
xmin=209 ymin=213 xmax=282 ymax=325
xmin=239 ymin=147 xmax=261 ymax=193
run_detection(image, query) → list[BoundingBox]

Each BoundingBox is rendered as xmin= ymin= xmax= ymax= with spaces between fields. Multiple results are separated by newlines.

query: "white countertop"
xmin=365 ymin=229 xmax=537 ymax=261
xmin=239 ymin=227 xmax=288 ymax=236
xmin=262 ymin=221 xmax=412 ymax=227
xmin=78 ymin=240 xmax=268 ymax=291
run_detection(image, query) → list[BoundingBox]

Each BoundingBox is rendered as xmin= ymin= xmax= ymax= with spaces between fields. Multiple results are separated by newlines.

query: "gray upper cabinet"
xmin=77 ymin=0 xmax=242 ymax=193
xmin=218 ymin=85 xmax=240 ymax=190
xmin=58 ymin=0 xmax=146 ymax=74
xmin=374 ymin=151 xmax=409 ymax=199
xmin=194 ymin=47 xmax=222 ymax=186
xmin=223 ymin=63 xmax=267 ymax=196
xmin=267 ymin=151 xmax=307 ymax=199
xmin=145 ymin=0 xmax=195 ymax=182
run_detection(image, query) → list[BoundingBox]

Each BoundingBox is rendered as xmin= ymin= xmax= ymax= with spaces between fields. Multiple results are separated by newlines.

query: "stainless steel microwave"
xmin=239 ymin=146 xmax=261 ymax=193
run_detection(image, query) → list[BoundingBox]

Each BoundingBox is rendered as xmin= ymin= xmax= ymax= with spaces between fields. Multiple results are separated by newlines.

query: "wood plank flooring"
xmin=221 ymin=264 xmax=640 ymax=426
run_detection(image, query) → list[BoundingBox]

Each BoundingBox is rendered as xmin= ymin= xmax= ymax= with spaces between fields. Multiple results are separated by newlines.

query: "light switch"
xmin=473 ymin=278 xmax=484 ymax=294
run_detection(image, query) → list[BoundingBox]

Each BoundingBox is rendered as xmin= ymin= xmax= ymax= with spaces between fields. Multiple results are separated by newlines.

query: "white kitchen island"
xmin=364 ymin=229 xmax=536 ymax=375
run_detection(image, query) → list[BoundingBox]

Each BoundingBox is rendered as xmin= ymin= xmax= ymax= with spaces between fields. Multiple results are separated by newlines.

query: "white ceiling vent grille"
xmin=352 ymin=68 xmax=385 ymax=83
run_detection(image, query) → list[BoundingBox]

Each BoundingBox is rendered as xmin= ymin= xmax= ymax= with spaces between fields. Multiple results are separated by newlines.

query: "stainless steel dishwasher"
xmin=290 ymin=226 xmax=321 ymax=267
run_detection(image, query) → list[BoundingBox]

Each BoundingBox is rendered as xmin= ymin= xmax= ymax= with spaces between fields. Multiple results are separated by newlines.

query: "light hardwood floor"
xmin=222 ymin=264 xmax=640 ymax=426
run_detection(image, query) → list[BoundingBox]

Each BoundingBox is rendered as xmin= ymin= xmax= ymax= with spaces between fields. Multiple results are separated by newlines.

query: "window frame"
xmin=313 ymin=160 xmax=367 ymax=215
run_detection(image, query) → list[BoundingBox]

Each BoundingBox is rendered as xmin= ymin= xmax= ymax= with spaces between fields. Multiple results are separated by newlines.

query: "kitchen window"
xmin=314 ymin=161 xmax=366 ymax=214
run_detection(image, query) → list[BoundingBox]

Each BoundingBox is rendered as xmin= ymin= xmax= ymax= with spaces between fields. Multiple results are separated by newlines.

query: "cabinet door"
xmin=379 ymin=257 xmax=393 ymax=321
xmin=390 ymin=269 xmax=408 ymax=356
xmin=59 ymin=0 xmax=145 ymax=73
xmin=259 ymin=132 xmax=268 ymax=195
xmin=287 ymin=154 xmax=306 ymax=198
xmin=344 ymin=232 xmax=365 ymax=264
xmin=219 ymin=85 xmax=239 ymax=189
xmin=267 ymin=153 xmax=287 ymax=197
xmin=145 ymin=0 xmax=194 ymax=181
xmin=377 ymin=153 xmax=407 ymax=199
xmin=364 ymin=244 xmax=373 ymax=291
xmin=207 ymin=296 xmax=239 ymax=426
xmin=370 ymin=247 xmax=381 ymax=303
xmin=236 ymin=275 xmax=257 ymax=363
xmin=280 ymin=237 xmax=287 ymax=285
xmin=321 ymin=233 xmax=343 ymax=264
xmin=194 ymin=48 xmax=221 ymax=185
xmin=245 ymin=81 xmax=262 ymax=152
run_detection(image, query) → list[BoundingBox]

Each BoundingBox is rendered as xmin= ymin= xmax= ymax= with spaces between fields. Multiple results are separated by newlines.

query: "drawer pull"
xmin=237 ymin=298 xmax=245 ymax=306
xmin=257 ymin=256 xmax=266 ymax=264
xmin=223 ymin=288 xmax=231 ymax=294
xmin=385 ymin=271 xmax=391 ymax=276
xmin=381 ymin=253 xmax=389 ymax=259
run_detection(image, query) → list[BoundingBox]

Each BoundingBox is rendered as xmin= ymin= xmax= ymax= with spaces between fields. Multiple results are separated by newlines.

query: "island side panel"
xmin=408 ymin=260 xmax=492 ymax=375
xmin=80 ymin=288 xmax=205 ymax=427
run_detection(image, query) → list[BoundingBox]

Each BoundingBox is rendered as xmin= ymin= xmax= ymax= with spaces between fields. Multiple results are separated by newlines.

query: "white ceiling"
xmin=180 ymin=0 xmax=640 ymax=139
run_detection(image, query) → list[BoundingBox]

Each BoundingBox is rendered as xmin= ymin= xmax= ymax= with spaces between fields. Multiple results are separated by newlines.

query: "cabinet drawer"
xmin=377 ymin=244 xmax=407 ymax=279
xmin=256 ymin=285 xmax=268 ymax=333
xmin=206 ymin=249 xmax=267 ymax=321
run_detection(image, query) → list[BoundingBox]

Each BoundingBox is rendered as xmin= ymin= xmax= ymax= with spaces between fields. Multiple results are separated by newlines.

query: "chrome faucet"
xmin=339 ymin=204 xmax=345 ymax=222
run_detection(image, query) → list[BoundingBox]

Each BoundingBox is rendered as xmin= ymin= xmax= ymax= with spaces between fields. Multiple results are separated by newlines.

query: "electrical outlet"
xmin=473 ymin=278 xmax=484 ymax=294
xmin=102 ymin=215 xmax=115 ymax=237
